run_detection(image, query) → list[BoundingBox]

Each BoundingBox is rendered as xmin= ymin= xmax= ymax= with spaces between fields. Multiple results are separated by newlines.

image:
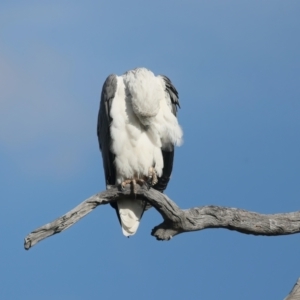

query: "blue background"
xmin=1 ymin=1 xmax=299 ymax=299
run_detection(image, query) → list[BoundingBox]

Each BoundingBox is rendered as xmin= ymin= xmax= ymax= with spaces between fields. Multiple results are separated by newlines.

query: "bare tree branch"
xmin=24 ymin=185 xmax=300 ymax=250
xmin=285 ymin=278 xmax=300 ymax=300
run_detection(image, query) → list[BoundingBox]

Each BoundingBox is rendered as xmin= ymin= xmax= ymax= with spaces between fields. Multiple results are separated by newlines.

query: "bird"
xmin=97 ymin=67 xmax=183 ymax=237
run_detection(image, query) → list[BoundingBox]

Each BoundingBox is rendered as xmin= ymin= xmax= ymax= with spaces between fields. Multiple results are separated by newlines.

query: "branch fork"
xmin=24 ymin=185 xmax=300 ymax=250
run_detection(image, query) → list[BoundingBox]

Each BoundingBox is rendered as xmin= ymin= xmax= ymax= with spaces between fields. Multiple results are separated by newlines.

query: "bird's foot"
xmin=121 ymin=178 xmax=146 ymax=194
xmin=120 ymin=168 xmax=157 ymax=194
xmin=148 ymin=167 xmax=158 ymax=186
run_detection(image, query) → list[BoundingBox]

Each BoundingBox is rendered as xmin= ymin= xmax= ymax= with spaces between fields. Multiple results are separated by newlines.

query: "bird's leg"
xmin=148 ymin=167 xmax=158 ymax=186
xmin=120 ymin=178 xmax=146 ymax=194
xmin=136 ymin=178 xmax=146 ymax=186
xmin=121 ymin=179 xmax=133 ymax=190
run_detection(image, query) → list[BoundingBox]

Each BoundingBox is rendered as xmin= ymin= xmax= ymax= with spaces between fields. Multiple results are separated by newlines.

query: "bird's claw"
xmin=148 ymin=167 xmax=158 ymax=186
xmin=120 ymin=168 xmax=158 ymax=194
xmin=120 ymin=178 xmax=146 ymax=194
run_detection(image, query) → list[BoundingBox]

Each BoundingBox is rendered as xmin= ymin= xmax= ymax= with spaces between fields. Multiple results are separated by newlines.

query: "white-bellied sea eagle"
xmin=97 ymin=68 xmax=183 ymax=236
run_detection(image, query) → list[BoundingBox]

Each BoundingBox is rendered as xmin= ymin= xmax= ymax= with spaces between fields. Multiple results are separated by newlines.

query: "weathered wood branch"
xmin=285 ymin=278 xmax=300 ymax=300
xmin=24 ymin=185 xmax=300 ymax=250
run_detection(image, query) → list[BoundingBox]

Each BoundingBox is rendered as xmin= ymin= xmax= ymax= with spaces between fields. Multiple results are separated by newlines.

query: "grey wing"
xmin=97 ymin=74 xmax=117 ymax=187
xmin=153 ymin=75 xmax=181 ymax=192
xmin=159 ymin=75 xmax=180 ymax=115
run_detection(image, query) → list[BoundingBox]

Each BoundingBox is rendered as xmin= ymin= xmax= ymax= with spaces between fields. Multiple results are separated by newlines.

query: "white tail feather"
xmin=117 ymin=199 xmax=145 ymax=236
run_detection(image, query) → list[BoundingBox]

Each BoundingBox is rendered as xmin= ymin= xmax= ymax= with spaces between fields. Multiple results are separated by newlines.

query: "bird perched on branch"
xmin=97 ymin=67 xmax=183 ymax=236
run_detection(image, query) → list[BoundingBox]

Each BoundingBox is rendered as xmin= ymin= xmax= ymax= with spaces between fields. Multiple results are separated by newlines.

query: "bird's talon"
xmin=144 ymin=181 xmax=151 ymax=190
xmin=132 ymin=179 xmax=137 ymax=194
xmin=152 ymin=171 xmax=158 ymax=185
xmin=147 ymin=167 xmax=158 ymax=186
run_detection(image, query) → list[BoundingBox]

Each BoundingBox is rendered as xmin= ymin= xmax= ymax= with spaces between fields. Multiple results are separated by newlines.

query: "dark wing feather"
xmin=97 ymin=74 xmax=117 ymax=187
xmin=153 ymin=75 xmax=180 ymax=193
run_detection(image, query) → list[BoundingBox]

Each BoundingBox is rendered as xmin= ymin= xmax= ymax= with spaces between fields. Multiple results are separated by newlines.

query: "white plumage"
xmin=98 ymin=68 xmax=183 ymax=236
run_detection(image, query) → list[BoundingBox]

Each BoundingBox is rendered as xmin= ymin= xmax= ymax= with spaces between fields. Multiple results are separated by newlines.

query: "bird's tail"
xmin=117 ymin=198 xmax=146 ymax=237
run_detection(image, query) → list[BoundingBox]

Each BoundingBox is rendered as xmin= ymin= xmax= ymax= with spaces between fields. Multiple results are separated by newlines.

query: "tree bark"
xmin=285 ymin=278 xmax=300 ymax=300
xmin=24 ymin=185 xmax=300 ymax=250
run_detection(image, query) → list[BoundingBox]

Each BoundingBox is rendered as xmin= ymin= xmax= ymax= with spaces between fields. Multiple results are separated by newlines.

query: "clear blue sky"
xmin=1 ymin=1 xmax=300 ymax=299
